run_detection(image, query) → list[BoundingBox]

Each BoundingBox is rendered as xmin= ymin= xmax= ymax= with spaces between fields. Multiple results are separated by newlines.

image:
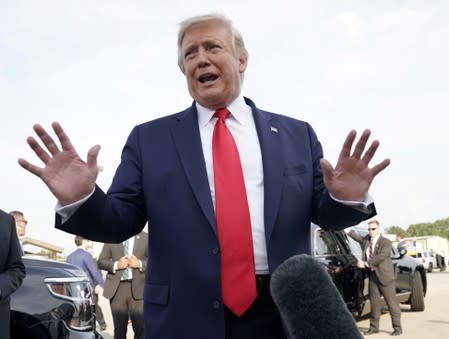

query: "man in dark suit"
xmin=66 ymin=235 xmax=107 ymax=331
xmin=19 ymin=14 xmax=391 ymax=339
xmin=348 ymin=220 xmax=402 ymax=336
xmin=98 ymin=232 xmax=147 ymax=339
xmin=0 ymin=209 xmax=26 ymax=339
xmin=9 ymin=210 xmax=27 ymax=254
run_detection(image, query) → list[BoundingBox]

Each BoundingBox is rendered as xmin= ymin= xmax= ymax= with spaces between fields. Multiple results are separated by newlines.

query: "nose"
xmin=196 ymin=48 xmax=210 ymax=69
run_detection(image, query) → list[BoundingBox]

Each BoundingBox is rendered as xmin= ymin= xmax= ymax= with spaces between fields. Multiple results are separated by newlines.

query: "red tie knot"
xmin=214 ymin=108 xmax=230 ymax=120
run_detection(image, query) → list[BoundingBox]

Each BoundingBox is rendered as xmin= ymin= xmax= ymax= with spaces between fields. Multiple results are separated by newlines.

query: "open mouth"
xmin=198 ymin=73 xmax=219 ymax=83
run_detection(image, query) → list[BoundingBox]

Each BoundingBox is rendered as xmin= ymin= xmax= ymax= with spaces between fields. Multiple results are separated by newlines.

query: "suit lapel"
xmin=246 ymin=98 xmax=284 ymax=242
xmin=170 ymin=104 xmax=217 ymax=233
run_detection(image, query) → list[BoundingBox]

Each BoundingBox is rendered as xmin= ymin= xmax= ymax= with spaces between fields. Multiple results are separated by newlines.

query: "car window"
xmin=314 ymin=229 xmax=342 ymax=256
xmin=347 ymin=236 xmax=363 ymax=260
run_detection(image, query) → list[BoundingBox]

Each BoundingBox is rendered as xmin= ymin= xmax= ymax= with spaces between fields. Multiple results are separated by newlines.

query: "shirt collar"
xmin=371 ymin=234 xmax=381 ymax=243
xmin=196 ymin=95 xmax=251 ymax=127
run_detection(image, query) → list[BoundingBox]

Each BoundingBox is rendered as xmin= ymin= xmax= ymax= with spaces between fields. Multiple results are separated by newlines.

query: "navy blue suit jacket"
xmin=0 ymin=210 xmax=25 ymax=338
xmin=57 ymin=98 xmax=375 ymax=338
xmin=67 ymin=248 xmax=104 ymax=288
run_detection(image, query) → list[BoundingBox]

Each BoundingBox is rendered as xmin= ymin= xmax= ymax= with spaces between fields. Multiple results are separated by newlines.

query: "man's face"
xmin=180 ymin=21 xmax=247 ymax=110
xmin=14 ymin=216 xmax=27 ymax=237
xmin=367 ymin=223 xmax=380 ymax=238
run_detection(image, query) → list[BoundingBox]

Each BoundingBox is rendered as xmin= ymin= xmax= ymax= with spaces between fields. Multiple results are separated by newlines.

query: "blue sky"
xmin=1 ymin=0 xmax=448 ymax=255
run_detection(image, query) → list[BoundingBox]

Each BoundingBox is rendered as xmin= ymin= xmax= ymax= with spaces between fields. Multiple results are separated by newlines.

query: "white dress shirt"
xmin=196 ymin=95 xmax=269 ymax=274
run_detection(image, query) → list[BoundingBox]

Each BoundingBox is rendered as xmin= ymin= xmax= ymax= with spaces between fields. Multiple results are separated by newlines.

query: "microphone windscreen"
xmin=270 ymin=254 xmax=362 ymax=339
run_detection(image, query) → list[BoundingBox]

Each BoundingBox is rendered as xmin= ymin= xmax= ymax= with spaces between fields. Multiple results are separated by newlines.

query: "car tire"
xmin=427 ymin=263 xmax=433 ymax=273
xmin=410 ymin=271 xmax=425 ymax=312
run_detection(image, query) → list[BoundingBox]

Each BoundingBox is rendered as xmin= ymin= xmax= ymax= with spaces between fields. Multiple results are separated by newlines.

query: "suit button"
xmin=212 ymin=247 xmax=219 ymax=255
xmin=213 ymin=300 xmax=221 ymax=309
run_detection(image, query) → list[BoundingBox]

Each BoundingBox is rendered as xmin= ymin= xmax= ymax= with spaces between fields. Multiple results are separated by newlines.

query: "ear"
xmin=179 ymin=64 xmax=186 ymax=75
xmin=238 ymin=55 xmax=248 ymax=74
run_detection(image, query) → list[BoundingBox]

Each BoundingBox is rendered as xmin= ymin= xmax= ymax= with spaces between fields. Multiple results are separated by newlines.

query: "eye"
xmin=184 ymin=50 xmax=195 ymax=60
xmin=209 ymin=45 xmax=221 ymax=52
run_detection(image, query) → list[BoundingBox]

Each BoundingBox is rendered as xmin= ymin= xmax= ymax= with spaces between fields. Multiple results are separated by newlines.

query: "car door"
xmin=311 ymin=225 xmax=367 ymax=316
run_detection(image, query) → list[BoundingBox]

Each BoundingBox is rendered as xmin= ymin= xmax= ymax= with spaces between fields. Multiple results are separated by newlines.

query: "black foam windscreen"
xmin=270 ymin=254 xmax=363 ymax=339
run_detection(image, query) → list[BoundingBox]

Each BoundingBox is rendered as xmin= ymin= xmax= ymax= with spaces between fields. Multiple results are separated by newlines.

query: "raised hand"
xmin=18 ymin=122 xmax=101 ymax=205
xmin=320 ymin=129 xmax=390 ymax=202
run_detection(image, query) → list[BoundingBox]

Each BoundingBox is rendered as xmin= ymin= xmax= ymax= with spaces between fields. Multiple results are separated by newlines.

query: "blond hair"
xmin=177 ymin=14 xmax=248 ymax=72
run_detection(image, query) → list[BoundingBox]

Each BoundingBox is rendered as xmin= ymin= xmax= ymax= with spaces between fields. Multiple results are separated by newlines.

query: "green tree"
xmin=385 ymin=225 xmax=406 ymax=238
xmin=407 ymin=217 xmax=449 ymax=239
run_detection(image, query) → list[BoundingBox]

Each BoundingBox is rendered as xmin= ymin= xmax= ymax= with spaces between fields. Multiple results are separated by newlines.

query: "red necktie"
xmin=212 ymin=107 xmax=257 ymax=316
xmin=369 ymin=240 xmax=375 ymax=271
xmin=369 ymin=240 xmax=375 ymax=260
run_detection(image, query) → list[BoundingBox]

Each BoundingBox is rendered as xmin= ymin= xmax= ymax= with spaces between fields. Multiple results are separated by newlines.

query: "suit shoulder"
xmin=258 ymin=109 xmax=317 ymax=135
xmin=134 ymin=108 xmax=190 ymax=131
xmin=0 ymin=209 xmax=13 ymax=223
xmin=381 ymin=236 xmax=392 ymax=245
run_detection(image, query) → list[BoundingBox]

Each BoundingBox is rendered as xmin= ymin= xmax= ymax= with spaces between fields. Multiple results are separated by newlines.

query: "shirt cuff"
xmin=330 ymin=192 xmax=374 ymax=210
xmin=54 ymin=189 xmax=95 ymax=223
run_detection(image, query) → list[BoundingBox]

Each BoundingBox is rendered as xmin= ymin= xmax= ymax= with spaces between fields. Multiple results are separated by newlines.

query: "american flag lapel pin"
xmin=270 ymin=126 xmax=278 ymax=133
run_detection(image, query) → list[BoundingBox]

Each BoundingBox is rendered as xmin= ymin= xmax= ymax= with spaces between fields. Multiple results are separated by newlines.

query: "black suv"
xmin=311 ymin=224 xmax=427 ymax=317
xmin=10 ymin=257 xmax=102 ymax=339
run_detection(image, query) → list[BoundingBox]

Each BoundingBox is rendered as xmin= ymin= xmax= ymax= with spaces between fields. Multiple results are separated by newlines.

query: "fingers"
xmin=33 ymin=123 xmax=61 ymax=156
xmin=26 ymin=135 xmax=51 ymax=164
xmin=17 ymin=158 xmax=43 ymax=178
xmin=370 ymin=158 xmax=391 ymax=177
xmin=361 ymin=139 xmax=379 ymax=164
xmin=352 ymin=129 xmax=371 ymax=159
xmin=52 ymin=122 xmax=75 ymax=152
xmin=342 ymin=129 xmax=383 ymax=165
xmin=338 ymin=130 xmax=357 ymax=161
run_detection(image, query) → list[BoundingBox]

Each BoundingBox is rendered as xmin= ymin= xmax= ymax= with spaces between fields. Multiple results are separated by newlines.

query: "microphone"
xmin=270 ymin=254 xmax=363 ymax=339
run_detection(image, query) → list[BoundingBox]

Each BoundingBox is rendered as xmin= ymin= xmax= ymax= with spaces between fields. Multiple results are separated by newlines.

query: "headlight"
xmin=44 ymin=277 xmax=94 ymax=331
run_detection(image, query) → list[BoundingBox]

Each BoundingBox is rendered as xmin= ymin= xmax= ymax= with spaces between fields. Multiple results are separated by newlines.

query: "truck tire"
xmin=410 ymin=271 xmax=425 ymax=311
xmin=428 ymin=263 xmax=433 ymax=273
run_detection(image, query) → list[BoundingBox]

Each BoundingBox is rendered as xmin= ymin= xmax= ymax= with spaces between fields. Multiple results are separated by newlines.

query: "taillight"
xmin=44 ymin=277 xmax=94 ymax=331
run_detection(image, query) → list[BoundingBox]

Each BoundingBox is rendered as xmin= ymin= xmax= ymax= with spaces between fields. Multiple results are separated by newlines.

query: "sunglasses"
xmin=368 ymin=228 xmax=377 ymax=231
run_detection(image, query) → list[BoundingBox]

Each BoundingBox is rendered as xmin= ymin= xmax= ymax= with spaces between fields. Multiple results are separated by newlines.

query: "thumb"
xmin=87 ymin=144 xmax=101 ymax=170
xmin=319 ymin=158 xmax=334 ymax=180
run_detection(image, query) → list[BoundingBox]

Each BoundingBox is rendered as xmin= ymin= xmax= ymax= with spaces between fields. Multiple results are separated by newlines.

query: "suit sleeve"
xmin=98 ymin=244 xmax=116 ymax=273
xmin=0 ymin=214 xmax=26 ymax=301
xmin=347 ymin=229 xmax=364 ymax=244
xmin=85 ymin=255 xmax=105 ymax=287
xmin=368 ymin=239 xmax=392 ymax=267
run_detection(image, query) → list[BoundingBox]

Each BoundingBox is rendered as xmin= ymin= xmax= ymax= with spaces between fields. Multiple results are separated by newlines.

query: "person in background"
xmin=66 ymin=236 xmax=107 ymax=331
xmin=9 ymin=210 xmax=27 ymax=254
xmin=396 ymin=233 xmax=405 ymax=248
xmin=19 ymin=13 xmax=390 ymax=338
xmin=348 ymin=220 xmax=402 ymax=336
xmin=0 ymin=209 xmax=26 ymax=339
xmin=98 ymin=231 xmax=147 ymax=339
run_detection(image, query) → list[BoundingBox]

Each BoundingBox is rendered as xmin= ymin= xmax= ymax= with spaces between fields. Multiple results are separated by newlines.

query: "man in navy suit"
xmin=19 ymin=14 xmax=390 ymax=339
xmin=66 ymin=236 xmax=107 ymax=331
xmin=0 ymin=209 xmax=25 ymax=339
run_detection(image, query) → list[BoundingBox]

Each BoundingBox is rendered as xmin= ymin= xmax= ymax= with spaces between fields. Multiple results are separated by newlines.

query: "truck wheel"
xmin=428 ymin=263 xmax=433 ymax=273
xmin=410 ymin=271 xmax=425 ymax=311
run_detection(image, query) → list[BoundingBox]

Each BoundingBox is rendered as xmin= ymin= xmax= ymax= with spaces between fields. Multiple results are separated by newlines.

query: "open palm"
xmin=320 ymin=129 xmax=390 ymax=202
xmin=18 ymin=122 xmax=101 ymax=205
